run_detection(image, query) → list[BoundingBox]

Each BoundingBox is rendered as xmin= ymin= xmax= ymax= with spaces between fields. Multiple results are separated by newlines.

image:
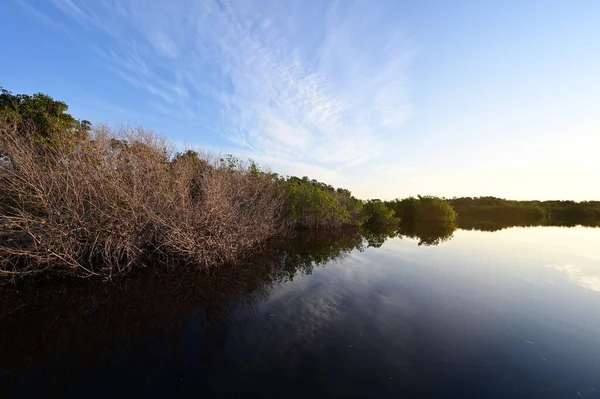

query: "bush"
xmin=386 ymin=195 xmax=457 ymax=223
xmin=281 ymin=176 xmax=364 ymax=229
xmin=0 ymin=123 xmax=285 ymax=281
xmin=362 ymin=199 xmax=398 ymax=226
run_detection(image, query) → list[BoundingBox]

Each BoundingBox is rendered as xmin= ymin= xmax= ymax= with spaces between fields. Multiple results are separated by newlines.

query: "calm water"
xmin=1 ymin=226 xmax=600 ymax=398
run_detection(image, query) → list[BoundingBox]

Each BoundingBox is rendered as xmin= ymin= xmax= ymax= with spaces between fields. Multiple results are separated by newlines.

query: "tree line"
xmin=450 ymin=197 xmax=600 ymax=228
xmin=0 ymin=88 xmax=597 ymax=283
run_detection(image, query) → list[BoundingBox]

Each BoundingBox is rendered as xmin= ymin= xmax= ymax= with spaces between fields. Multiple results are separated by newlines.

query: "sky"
xmin=1 ymin=0 xmax=599 ymax=200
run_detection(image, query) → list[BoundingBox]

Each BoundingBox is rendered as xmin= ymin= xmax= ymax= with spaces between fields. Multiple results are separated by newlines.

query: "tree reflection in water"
xmin=0 ymin=220 xmax=596 ymax=396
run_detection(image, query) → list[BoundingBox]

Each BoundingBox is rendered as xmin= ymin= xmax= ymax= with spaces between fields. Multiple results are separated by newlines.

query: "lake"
xmin=1 ymin=225 xmax=600 ymax=398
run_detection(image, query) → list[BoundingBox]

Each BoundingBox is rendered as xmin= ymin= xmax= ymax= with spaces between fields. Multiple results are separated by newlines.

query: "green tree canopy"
xmin=386 ymin=195 xmax=457 ymax=223
xmin=363 ymin=199 xmax=398 ymax=226
xmin=0 ymin=87 xmax=90 ymax=153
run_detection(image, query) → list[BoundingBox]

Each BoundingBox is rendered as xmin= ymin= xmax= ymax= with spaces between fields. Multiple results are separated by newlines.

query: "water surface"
xmin=1 ymin=226 xmax=600 ymax=398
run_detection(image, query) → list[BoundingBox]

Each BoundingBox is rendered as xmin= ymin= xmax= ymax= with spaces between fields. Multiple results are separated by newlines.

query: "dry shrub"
xmin=0 ymin=123 xmax=285 ymax=282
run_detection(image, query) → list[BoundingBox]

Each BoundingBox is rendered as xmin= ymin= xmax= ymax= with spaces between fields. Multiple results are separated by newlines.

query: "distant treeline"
xmin=449 ymin=197 xmax=600 ymax=228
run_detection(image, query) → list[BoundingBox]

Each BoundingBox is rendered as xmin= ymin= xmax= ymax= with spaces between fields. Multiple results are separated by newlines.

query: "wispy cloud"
xmin=19 ymin=2 xmax=67 ymax=32
xmin=41 ymin=0 xmax=415 ymax=192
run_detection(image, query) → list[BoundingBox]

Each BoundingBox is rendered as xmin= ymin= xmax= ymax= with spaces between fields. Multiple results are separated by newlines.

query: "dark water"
xmin=1 ymin=225 xmax=600 ymax=398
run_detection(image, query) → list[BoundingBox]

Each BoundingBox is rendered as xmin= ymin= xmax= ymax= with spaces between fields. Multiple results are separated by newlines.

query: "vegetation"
xmin=450 ymin=197 xmax=546 ymax=225
xmin=543 ymin=200 xmax=600 ymax=225
xmin=0 ymin=88 xmax=388 ymax=283
xmin=281 ymin=176 xmax=364 ymax=229
xmin=1 ymin=89 xmax=286 ymax=280
xmin=362 ymin=199 xmax=399 ymax=226
xmin=385 ymin=195 xmax=457 ymax=223
xmin=1 ymin=87 xmax=599 ymax=284
xmin=0 ymin=87 xmax=90 ymax=155
xmin=450 ymin=197 xmax=600 ymax=229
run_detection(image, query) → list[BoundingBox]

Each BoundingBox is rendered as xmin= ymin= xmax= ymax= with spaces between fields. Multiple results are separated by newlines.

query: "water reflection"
xmin=362 ymin=225 xmax=399 ymax=248
xmin=398 ymin=221 xmax=457 ymax=246
xmin=1 ymin=226 xmax=600 ymax=398
xmin=547 ymin=264 xmax=600 ymax=293
xmin=373 ymin=219 xmax=599 ymax=249
xmin=458 ymin=215 xmax=600 ymax=232
xmin=363 ymin=222 xmax=457 ymax=247
xmin=4 ymin=220 xmax=597 ymax=376
xmin=0 ymin=228 xmax=369 ymax=395
xmin=0 ymin=224 xmax=453 ymax=394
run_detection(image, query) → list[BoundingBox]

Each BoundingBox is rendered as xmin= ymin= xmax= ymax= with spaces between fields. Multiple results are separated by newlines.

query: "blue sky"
xmin=2 ymin=0 xmax=599 ymax=200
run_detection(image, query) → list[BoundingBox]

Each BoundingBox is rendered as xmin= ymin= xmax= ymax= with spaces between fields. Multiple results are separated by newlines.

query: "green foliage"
xmin=0 ymin=87 xmax=90 ymax=153
xmin=449 ymin=197 xmax=600 ymax=228
xmin=450 ymin=196 xmax=546 ymax=225
xmin=542 ymin=200 xmax=600 ymax=225
xmin=281 ymin=176 xmax=364 ymax=229
xmin=414 ymin=196 xmax=457 ymax=222
xmin=386 ymin=195 xmax=457 ymax=223
xmin=171 ymin=149 xmax=211 ymax=170
xmin=362 ymin=199 xmax=398 ymax=226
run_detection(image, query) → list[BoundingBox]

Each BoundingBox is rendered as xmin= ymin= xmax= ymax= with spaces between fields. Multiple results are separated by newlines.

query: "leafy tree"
xmin=362 ymin=199 xmax=398 ymax=226
xmin=281 ymin=176 xmax=366 ymax=229
xmin=386 ymin=195 xmax=457 ymax=223
xmin=0 ymin=87 xmax=91 ymax=157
